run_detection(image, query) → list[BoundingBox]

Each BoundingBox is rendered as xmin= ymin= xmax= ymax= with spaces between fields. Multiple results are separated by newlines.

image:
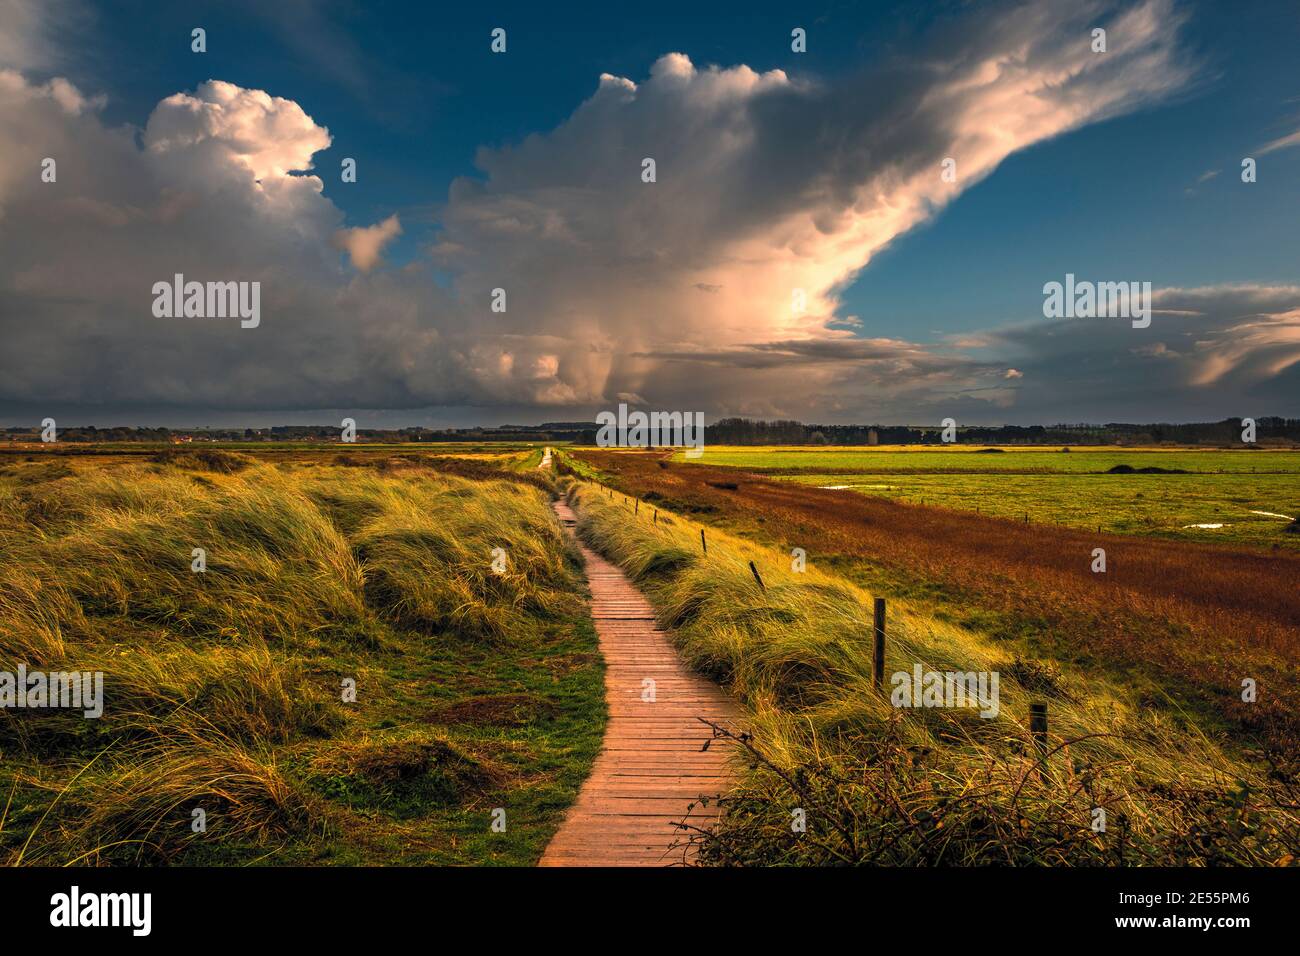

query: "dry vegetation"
xmin=564 ymin=476 xmax=1300 ymax=865
xmin=0 ymin=450 xmax=602 ymax=865
xmin=2 ymin=439 xmax=1292 ymax=867
xmin=564 ymin=449 xmax=1300 ymax=755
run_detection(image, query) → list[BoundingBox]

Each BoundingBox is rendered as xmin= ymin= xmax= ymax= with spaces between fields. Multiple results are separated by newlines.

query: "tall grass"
xmin=3 ymin=464 xmax=367 ymax=645
xmin=0 ymin=456 xmax=586 ymax=864
xmin=334 ymin=471 xmax=580 ymax=639
xmin=566 ymin=478 xmax=1300 ymax=865
xmin=571 ymin=448 xmax=1300 ymax=753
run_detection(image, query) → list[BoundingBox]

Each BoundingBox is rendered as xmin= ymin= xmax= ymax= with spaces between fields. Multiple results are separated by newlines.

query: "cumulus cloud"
xmin=334 ymin=214 xmax=402 ymax=272
xmin=977 ymin=285 xmax=1300 ymax=421
xmin=4 ymin=0 xmax=1288 ymax=425
xmin=144 ymin=80 xmax=333 ymax=195
xmin=429 ymin=0 xmax=1198 ymax=410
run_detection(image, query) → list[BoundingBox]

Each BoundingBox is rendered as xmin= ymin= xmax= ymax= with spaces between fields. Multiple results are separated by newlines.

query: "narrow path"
xmin=540 ymin=498 xmax=740 ymax=866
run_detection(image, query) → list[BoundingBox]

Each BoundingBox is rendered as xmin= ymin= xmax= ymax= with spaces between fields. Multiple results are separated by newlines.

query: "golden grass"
xmin=566 ymin=478 xmax=1299 ymax=865
xmin=0 ymin=455 xmax=587 ymax=864
xmin=568 ymin=449 xmax=1300 ymax=751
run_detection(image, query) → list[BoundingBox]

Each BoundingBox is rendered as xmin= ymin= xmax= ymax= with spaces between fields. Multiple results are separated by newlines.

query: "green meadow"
xmin=677 ymin=446 xmax=1300 ymax=549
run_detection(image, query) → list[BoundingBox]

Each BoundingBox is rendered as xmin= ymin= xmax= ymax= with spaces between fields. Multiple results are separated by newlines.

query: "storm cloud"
xmin=3 ymin=0 xmax=1289 ymax=424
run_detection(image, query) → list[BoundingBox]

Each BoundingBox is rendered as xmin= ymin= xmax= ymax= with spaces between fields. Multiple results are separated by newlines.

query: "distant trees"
xmin=4 ymin=416 xmax=1297 ymax=446
xmin=692 ymin=416 xmax=1300 ymax=446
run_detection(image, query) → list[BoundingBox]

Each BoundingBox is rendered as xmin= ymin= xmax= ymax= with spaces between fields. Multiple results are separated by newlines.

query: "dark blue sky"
xmin=69 ymin=0 xmax=1299 ymax=342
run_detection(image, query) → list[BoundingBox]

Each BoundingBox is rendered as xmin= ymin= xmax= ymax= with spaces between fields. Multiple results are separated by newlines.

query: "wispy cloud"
xmin=1258 ymin=126 xmax=1300 ymax=155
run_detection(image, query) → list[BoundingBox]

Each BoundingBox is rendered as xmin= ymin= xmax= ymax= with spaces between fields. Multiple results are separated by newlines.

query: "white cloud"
xmin=145 ymin=80 xmax=332 ymax=183
xmin=8 ymin=0 xmax=1285 ymax=427
xmin=429 ymin=0 xmax=1196 ymax=410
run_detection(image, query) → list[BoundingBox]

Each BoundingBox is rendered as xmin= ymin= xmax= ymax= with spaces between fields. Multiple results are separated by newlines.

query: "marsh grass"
xmin=0 ymin=454 xmax=603 ymax=865
xmin=571 ymin=448 xmax=1300 ymax=755
xmin=343 ymin=472 xmax=581 ymax=639
xmin=565 ymin=477 xmax=1299 ymax=865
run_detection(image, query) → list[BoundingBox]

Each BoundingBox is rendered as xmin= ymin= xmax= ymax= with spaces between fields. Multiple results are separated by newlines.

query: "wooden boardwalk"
xmin=540 ymin=498 xmax=739 ymax=866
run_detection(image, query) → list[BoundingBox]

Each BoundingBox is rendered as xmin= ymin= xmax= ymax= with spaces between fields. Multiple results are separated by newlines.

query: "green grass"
xmin=785 ymin=471 xmax=1298 ymax=547
xmin=564 ymin=476 xmax=1299 ymax=865
xmin=0 ymin=455 xmax=603 ymax=866
xmin=676 ymin=446 xmax=1299 ymax=473
xmin=677 ymin=446 xmax=1300 ymax=549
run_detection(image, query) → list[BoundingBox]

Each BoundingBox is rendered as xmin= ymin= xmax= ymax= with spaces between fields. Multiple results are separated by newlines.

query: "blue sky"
xmin=2 ymin=0 xmax=1298 ymax=425
xmin=849 ymin=0 xmax=1300 ymax=340
xmin=70 ymin=0 xmax=1298 ymax=339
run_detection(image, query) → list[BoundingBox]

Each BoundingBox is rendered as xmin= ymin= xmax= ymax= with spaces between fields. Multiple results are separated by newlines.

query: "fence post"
xmin=873 ymin=597 xmax=886 ymax=689
xmin=1031 ymin=702 xmax=1048 ymax=754
xmin=700 ymin=529 xmax=707 ymax=554
xmin=749 ymin=561 xmax=765 ymax=591
xmin=653 ymin=509 xmax=658 ymax=524
xmin=635 ymin=499 xmax=639 ymax=515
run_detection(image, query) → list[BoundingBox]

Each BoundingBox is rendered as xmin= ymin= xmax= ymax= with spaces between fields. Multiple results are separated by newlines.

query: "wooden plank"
xmin=539 ymin=498 xmax=740 ymax=867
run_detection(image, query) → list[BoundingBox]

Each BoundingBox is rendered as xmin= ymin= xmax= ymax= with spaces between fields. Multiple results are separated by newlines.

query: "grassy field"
xmin=671 ymin=446 xmax=1300 ymax=550
xmin=564 ymin=448 xmax=1300 ymax=756
xmin=3 ymin=440 xmax=561 ymax=461
xmin=3 ymin=440 xmax=1296 ymax=867
xmin=0 ymin=448 xmax=603 ymax=865
xmin=564 ymin=475 xmax=1299 ymax=864
xmin=676 ymin=445 xmax=1295 ymax=470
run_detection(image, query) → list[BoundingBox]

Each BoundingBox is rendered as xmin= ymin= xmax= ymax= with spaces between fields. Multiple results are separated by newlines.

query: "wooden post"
xmin=1030 ymin=703 xmax=1048 ymax=753
xmin=1030 ymin=702 xmax=1049 ymax=781
xmin=635 ymin=499 xmax=639 ymax=515
xmin=872 ymin=598 xmax=886 ymax=689
xmin=653 ymin=509 xmax=658 ymax=524
xmin=700 ymin=529 xmax=707 ymax=554
xmin=749 ymin=561 xmax=766 ymax=591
